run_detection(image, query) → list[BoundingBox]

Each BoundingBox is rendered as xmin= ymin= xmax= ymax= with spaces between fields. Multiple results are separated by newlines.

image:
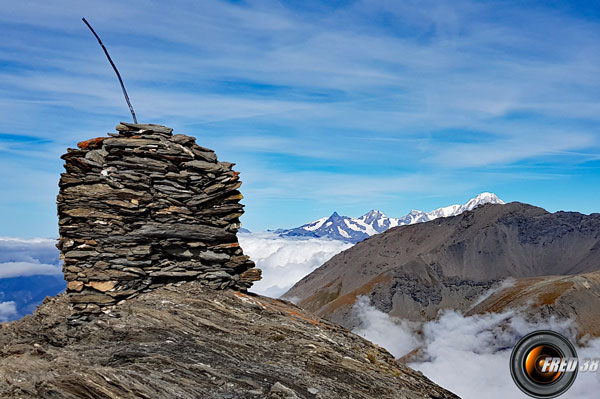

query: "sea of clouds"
xmin=0 ymin=237 xmax=64 ymax=321
xmin=240 ymin=232 xmax=600 ymax=398
xmin=0 ymin=232 xmax=351 ymax=318
xmin=352 ymin=295 xmax=600 ymax=399
xmin=239 ymin=232 xmax=352 ymax=298
xmin=0 ymin=237 xmax=62 ymax=278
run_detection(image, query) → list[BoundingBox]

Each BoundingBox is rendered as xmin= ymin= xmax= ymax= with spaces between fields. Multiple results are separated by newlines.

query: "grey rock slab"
xmin=198 ymin=251 xmax=230 ymax=262
xmin=183 ymin=160 xmax=221 ymax=172
xmin=117 ymin=122 xmax=173 ymax=135
xmin=149 ymin=271 xmax=201 ymax=278
xmin=133 ymin=223 xmax=236 ymax=241
xmin=103 ymin=138 xmax=160 ymax=148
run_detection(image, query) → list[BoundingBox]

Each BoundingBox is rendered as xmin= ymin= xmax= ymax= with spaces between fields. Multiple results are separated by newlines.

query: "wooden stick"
xmin=82 ymin=17 xmax=138 ymax=124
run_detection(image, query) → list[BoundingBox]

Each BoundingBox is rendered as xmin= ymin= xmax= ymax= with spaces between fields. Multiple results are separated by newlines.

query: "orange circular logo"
xmin=510 ymin=330 xmax=578 ymax=398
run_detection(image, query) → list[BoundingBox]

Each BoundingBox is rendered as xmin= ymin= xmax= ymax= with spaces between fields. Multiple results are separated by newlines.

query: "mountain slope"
xmin=0 ymin=281 xmax=458 ymax=399
xmin=466 ymin=270 xmax=600 ymax=338
xmin=284 ymin=202 xmax=600 ymax=330
xmin=280 ymin=192 xmax=504 ymax=243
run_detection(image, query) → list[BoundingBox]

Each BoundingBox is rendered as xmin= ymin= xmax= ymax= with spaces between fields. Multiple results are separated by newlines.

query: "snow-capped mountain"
xmin=425 ymin=192 xmax=503 ymax=220
xmin=279 ymin=192 xmax=504 ymax=243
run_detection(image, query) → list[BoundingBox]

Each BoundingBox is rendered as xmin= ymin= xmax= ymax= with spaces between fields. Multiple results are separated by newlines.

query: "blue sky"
xmin=0 ymin=0 xmax=599 ymax=237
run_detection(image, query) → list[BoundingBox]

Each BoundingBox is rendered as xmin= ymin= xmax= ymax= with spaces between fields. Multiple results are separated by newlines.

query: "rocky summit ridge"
xmin=0 ymin=123 xmax=459 ymax=399
xmin=0 ymin=281 xmax=459 ymax=399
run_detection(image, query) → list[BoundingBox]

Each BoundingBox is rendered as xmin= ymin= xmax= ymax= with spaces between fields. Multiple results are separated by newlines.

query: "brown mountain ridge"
xmin=284 ymin=202 xmax=600 ymax=333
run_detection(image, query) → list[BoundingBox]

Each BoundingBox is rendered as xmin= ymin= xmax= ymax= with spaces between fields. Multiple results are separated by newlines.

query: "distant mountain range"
xmin=278 ymin=192 xmax=504 ymax=243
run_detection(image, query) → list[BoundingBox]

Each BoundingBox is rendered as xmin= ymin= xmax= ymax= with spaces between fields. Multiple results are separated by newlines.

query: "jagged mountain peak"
xmin=359 ymin=209 xmax=387 ymax=224
xmin=361 ymin=209 xmax=385 ymax=217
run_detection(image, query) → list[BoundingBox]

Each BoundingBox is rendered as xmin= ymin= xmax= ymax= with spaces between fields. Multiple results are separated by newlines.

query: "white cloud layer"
xmin=352 ymin=295 xmax=600 ymax=399
xmin=353 ymin=296 xmax=421 ymax=358
xmin=0 ymin=237 xmax=62 ymax=278
xmin=239 ymin=232 xmax=351 ymax=298
xmin=0 ymin=261 xmax=62 ymax=279
xmin=0 ymin=301 xmax=17 ymax=322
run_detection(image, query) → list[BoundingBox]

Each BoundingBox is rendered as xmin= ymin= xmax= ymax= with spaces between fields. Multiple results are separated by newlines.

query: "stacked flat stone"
xmin=57 ymin=122 xmax=261 ymax=318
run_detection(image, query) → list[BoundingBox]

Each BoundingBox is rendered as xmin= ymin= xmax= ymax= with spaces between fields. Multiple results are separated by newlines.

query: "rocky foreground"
xmin=0 ymin=281 xmax=458 ymax=399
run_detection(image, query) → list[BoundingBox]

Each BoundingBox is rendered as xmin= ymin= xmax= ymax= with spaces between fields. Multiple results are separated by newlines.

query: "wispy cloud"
xmin=0 ymin=261 xmax=61 ymax=279
xmin=1 ymin=0 xmax=599 ymax=233
xmin=0 ymin=238 xmax=62 ymax=278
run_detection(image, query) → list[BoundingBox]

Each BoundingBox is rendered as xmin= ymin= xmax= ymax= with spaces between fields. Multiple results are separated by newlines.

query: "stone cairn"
xmin=57 ymin=122 xmax=261 ymax=321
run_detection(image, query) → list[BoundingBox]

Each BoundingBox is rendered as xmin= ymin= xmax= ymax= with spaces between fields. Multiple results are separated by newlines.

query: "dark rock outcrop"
xmin=284 ymin=202 xmax=600 ymax=330
xmin=57 ymin=122 xmax=260 ymax=320
xmin=466 ymin=270 xmax=600 ymax=338
xmin=0 ymin=282 xmax=459 ymax=399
